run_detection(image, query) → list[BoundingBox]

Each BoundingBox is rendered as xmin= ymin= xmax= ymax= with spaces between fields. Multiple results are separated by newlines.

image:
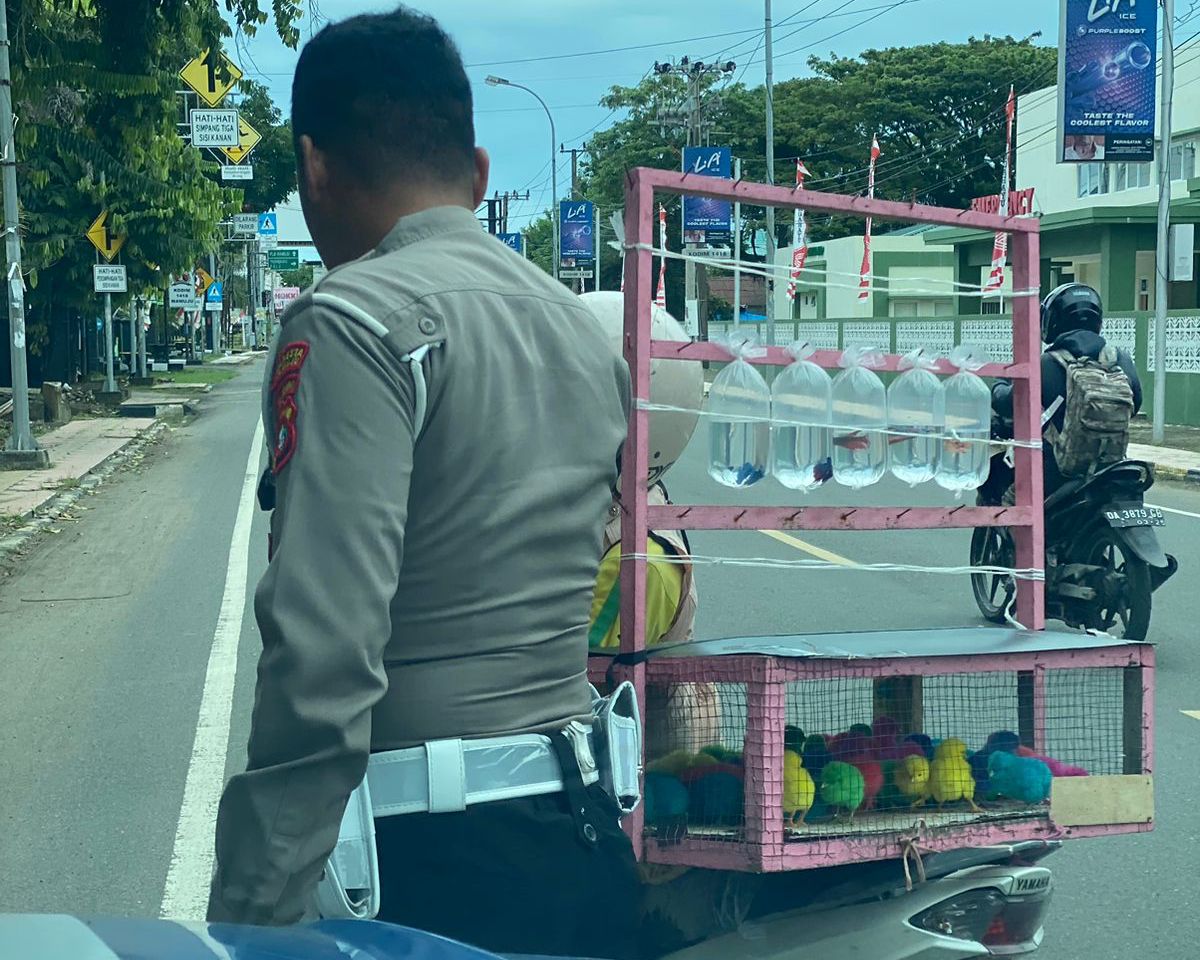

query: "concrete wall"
xmin=771 ymin=233 xmax=978 ymax=320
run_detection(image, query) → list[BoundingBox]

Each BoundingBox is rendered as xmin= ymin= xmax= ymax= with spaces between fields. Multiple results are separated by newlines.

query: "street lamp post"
xmin=486 ymin=76 xmax=558 ymax=282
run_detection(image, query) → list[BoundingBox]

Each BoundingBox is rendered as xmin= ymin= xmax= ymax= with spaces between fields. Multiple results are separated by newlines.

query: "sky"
xmin=233 ymin=0 xmax=1066 ymax=241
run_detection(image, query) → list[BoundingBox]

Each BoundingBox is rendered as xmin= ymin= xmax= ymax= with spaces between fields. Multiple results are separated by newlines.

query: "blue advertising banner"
xmin=497 ymin=232 xmax=524 ymax=254
xmin=1058 ymin=0 xmax=1158 ymax=163
xmin=559 ymin=200 xmax=594 ymax=262
xmin=682 ymin=146 xmax=732 ymax=244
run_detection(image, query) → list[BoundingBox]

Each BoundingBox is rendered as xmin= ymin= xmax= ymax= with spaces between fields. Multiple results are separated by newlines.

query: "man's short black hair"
xmin=291 ymin=6 xmax=475 ymax=189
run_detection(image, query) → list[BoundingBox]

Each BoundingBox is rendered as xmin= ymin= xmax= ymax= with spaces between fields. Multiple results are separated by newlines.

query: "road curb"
xmin=0 ymin=420 xmax=170 ymax=570
xmin=1152 ymin=462 xmax=1200 ymax=486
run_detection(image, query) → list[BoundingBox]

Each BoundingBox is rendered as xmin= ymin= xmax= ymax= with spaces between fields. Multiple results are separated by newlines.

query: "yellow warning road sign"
xmin=195 ymin=267 xmax=214 ymax=293
xmin=179 ymin=49 xmax=243 ymax=108
xmin=86 ymin=210 xmax=125 ymax=262
xmin=220 ymin=116 xmax=262 ymax=165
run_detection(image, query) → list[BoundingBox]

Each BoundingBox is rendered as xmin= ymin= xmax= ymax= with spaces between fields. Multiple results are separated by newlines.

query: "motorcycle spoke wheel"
xmin=971 ymin=526 xmax=1016 ymax=624
xmin=1085 ymin=528 xmax=1152 ymax=641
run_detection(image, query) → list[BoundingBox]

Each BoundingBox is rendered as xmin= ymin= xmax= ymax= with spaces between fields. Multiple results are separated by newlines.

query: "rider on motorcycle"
xmin=985 ymin=282 xmax=1142 ymax=501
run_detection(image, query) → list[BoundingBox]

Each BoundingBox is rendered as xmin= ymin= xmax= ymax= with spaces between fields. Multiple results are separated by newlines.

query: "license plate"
xmin=1103 ymin=503 xmax=1165 ymax=528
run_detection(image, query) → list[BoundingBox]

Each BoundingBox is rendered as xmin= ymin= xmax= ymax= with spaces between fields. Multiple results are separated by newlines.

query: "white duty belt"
xmin=315 ymin=684 xmax=642 ymax=922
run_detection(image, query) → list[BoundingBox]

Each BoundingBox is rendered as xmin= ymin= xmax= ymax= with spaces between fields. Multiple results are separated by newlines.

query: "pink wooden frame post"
xmin=618 ymin=175 xmax=655 ymax=857
xmin=1009 ymin=229 xmax=1046 ymax=629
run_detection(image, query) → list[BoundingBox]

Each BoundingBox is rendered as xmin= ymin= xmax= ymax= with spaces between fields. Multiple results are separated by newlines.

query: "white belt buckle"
xmin=564 ymin=720 xmax=597 ymax=778
xmin=425 ymin=738 xmax=468 ymax=813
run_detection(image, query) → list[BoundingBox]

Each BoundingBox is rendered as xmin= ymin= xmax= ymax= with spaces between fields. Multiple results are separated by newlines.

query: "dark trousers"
xmin=376 ymin=783 xmax=640 ymax=959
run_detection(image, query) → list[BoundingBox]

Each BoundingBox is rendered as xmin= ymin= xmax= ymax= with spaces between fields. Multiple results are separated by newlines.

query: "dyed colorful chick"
xmin=929 ymin=738 xmax=982 ymax=812
xmin=783 ymin=749 xmax=816 ymax=824
xmin=820 ymin=760 xmax=866 ymax=819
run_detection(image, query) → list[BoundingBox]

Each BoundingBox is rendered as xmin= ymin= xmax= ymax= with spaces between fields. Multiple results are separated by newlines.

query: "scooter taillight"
xmin=981 ymin=893 xmax=1052 ymax=954
xmin=911 ymin=889 xmax=1050 ymax=954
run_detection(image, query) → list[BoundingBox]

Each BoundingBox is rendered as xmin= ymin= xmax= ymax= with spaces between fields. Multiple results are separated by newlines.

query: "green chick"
xmin=819 ymin=760 xmax=866 ymax=820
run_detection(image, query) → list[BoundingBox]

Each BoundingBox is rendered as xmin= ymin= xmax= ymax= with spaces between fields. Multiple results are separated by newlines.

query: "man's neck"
xmin=326 ymin=189 xmax=473 ymax=267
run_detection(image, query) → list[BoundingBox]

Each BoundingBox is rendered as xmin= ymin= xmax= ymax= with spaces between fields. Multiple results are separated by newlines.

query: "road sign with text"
xmin=189 ymin=109 xmax=240 ymax=147
xmin=179 ymin=50 xmax=243 ymax=107
xmin=221 ymin=164 xmax=254 ymax=181
xmin=93 ymin=264 xmax=127 ymax=294
xmin=233 ymin=213 xmax=259 ymax=235
xmin=267 ymin=249 xmax=299 ymax=271
xmin=169 ymin=282 xmax=201 ymax=310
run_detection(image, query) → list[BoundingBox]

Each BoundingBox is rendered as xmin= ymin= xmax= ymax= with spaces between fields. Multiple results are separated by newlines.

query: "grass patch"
xmin=1128 ymin=417 xmax=1200 ymax=456
xmin=53 ymin=476 xmax=82 ymax=490
xmin=155 ymin=367 xmax=236 ymax=385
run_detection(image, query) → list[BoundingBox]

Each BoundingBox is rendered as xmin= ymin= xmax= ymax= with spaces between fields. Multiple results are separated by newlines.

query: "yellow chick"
xmin=783 ymin=749 xmax=816 ymax=824
xmin=895 ymin=754 xmax=931 ymax=807
xmin=929 ymin=738 xmax=982 ymax=812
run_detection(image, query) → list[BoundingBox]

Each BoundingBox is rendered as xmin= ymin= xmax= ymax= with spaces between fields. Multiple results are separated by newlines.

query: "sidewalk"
xmin=0 ymin=418 xmax=156 ymax=518
xmin=210 ymin=350 xmax=268 ymax=366
xmin=1129 ymin=443 xmax=1200 ymax=485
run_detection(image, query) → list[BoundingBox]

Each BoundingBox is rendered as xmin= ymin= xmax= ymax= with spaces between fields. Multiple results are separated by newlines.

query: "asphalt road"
xmin=0 ymin=363 xmax=1197 ymax=954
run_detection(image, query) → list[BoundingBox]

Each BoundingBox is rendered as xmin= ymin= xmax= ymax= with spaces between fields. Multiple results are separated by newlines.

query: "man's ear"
xmin=298 ymin=135 xmax=329 ymax=201
xmin=472 ymin=147 xmax=491 ymax=208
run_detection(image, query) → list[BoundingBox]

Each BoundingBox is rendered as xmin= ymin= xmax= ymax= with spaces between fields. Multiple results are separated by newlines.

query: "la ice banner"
xmin=682 ymin=146 xmax=732 ymax=245
xmin=1057 ymin=0 xmax=1158 ymax=163
xmin=559 ymin=200 xmax=594 ymax=263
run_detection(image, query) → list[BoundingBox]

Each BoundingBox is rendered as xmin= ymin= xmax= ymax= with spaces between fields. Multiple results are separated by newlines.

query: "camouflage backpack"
xmin=1046 ymin=345 xmax=1134 ymax=478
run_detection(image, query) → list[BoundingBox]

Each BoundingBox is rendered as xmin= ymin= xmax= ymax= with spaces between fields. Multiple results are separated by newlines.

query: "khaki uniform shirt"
xmin=208 ymin=205 xmax=629 ymax=925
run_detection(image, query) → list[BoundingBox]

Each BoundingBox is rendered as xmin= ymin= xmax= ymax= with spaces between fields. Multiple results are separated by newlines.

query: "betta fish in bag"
xmin=887 ymin=347 xmax=945 ymax=487
xmin=830 ymin=345 xmax=888 ymax=489
xmin=708 ymin=334 xmax=771 ymax=487
xmin=936 ymin=345 xmax=993 ymax=495
xmin=771 ymin=340 xmax=833 ymax=492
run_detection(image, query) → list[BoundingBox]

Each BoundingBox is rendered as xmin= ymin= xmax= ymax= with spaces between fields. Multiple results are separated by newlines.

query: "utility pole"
xmin=208 ymin=251 xmax=217 ymax=354
xmin=0 ymin=0 xmax=42 ymax=461
xmin=653 ymin=57 xmax=736 ymax=337
xmin=561 ymin=144 xmax=584 ymax=199
xmin=734 ymin=157 xmax=743 ymax=325
xmin=1153 ymin=0 xmax=1175 ymax=443
xmin=764 ymin=0 xmax=777 ymax=347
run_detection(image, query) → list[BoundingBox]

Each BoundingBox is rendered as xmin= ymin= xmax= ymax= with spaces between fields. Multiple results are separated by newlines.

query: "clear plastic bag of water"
xmin=936 ymin=345 xmax=993 ymax=494
xmin=830 ymin=345 xmax=887 ymax=489
xmin=708 ymin=334 xmax=771 ymax=487
xmin=887 ymin=348 xmax=945 ymax=486
xmin=771 ymin=341 xmax=832 ymax=491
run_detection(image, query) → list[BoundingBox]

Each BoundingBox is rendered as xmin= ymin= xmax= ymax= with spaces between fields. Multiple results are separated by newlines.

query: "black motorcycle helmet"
xmin=1041 ymin=282 xmax=1103 ymax=344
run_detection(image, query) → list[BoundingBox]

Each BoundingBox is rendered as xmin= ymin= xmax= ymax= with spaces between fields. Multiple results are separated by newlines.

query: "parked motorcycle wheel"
xmin=1084 ymin=527 xmax=1152 ymax=640
xmin=970 ymin=526 xmax=1016 ymax=624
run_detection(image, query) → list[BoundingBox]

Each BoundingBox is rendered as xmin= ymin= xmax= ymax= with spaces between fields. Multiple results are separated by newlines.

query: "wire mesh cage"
xmin=599 ymin=166 xmax=1156 ymax=876
xmin=631 ymin=631 xmax=1154 ymax=872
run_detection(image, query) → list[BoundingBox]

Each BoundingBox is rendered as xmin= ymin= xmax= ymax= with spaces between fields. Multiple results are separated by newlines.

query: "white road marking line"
xmin=1181 ymin=711 xmax=1200 ymax=721
xmin=1148 ymin=503 xmax=1200 ymax=520
xmin=759 ymin=528 xmax=855 ymax=566
xmin=160 ymin=417 xmax=263 ymax=920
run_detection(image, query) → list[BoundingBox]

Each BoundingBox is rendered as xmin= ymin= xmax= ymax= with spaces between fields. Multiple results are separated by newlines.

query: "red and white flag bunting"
xmin=654 ymin=203 xmax=667 ymax=309
xmin=786 ymin=159 xmax=812 ymax=302
xmin=858 ymin=136 xmax=881 ymax=302
xmin=985 ymin=86 xmax=1017 ymax=294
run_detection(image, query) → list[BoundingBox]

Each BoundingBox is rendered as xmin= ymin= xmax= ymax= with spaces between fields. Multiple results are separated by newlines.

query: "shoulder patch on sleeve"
xmin=270 ymin=340 xmax=310 ymax=473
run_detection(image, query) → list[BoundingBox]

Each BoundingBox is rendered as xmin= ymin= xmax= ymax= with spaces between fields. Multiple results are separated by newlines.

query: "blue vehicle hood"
xmin=0 ymin=915 xmax=506 ymax=960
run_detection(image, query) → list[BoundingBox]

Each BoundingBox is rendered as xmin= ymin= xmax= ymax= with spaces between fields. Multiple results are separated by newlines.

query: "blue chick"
xmin=987 ymin=750 xmax=1052 ymax=804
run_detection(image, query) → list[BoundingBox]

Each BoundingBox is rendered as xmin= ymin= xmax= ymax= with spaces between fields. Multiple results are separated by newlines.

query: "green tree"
xmin=572 ymin=35 xmax=1055 ymax=297
xmin=225 ymin=79 xmax=297 ymax=213
xmin=278 ymin=264 xmax=313 ymax=289
xmin=5 ymin=0 xmax=301 ymax=373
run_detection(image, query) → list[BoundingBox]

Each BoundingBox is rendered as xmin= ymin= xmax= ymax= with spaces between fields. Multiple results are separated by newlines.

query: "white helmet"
xmin=578 ymin=291 xmax=703 ymax=483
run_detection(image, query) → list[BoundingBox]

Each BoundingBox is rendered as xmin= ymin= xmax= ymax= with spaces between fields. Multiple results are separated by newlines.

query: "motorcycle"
xmin=970 ymin=424 xmax=1177 ymax=640
xmin=653 ymin=841 xmax=1059 ymax=959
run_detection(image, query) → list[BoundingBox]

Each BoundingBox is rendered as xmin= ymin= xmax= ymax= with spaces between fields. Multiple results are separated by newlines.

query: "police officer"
xmin=208 ymin=8 xmax=638 ymax=956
